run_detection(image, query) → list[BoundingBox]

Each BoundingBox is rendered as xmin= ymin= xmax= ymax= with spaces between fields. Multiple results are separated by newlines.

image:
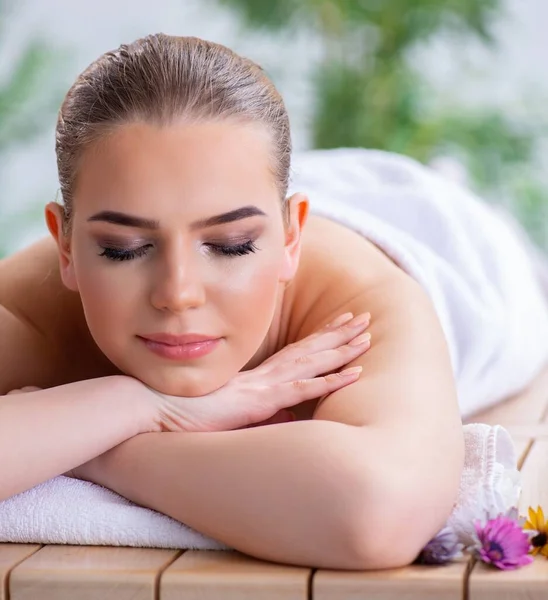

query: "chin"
xmin=139 ymin=369 xmax=231 ymax=398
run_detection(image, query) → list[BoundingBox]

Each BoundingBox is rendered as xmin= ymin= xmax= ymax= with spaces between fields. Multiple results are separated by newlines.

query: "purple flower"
xmin=415 ymin=527 xmax=462 ymax=565
xmin=473 ymin=515 xmax=533 ymax=570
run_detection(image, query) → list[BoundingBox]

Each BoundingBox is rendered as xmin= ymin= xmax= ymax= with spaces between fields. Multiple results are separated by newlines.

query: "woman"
xmin=0 ymin=34 xmax=544 ymax=570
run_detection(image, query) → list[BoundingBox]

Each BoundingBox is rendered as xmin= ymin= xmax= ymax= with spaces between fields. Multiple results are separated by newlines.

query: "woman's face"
xmin=53 ymin=120 xmax=305 ymax=396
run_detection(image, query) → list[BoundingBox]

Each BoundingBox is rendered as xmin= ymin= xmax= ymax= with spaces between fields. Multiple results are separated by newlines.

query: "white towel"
xmin=0 ymin=424 xmax=520 ymax=550
xmin=289 ymin=148 xmax=548 ymax=418
xmin=0 ymin=471 xmax=228 ymax=550
xmin=446 ymin=423 xmax=521 ymax=545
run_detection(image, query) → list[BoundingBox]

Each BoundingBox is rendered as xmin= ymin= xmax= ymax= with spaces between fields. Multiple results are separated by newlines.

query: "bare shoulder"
xmin=290 ymin=213 xmax=416 ymax=339
xmin=289 ymin=215 xmax=461 ymax=428
xmin=0 ymin=238 xmax=115 ymax=390
xmin=1 ymin=238 xmax=77 ymax=332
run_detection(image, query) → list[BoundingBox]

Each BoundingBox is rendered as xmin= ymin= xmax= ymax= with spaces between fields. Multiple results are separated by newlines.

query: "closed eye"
xmin=98 ymin=245 xmax=152 ymax=261
xmin=98 ymin=241 xmax=258 ymax=262
xmin=206 ymin=240 xmax=258 ymax=257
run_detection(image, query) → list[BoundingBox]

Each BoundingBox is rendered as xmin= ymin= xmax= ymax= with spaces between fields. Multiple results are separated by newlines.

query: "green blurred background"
xmin=1 ymin=0 xmax=547 ymax=256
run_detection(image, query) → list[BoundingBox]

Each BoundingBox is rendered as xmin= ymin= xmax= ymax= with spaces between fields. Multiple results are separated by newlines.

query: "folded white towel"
xmin=0 ymin=424 xmax=520 ymax=550
xmin=0 ymin=471 xmax=228 ymax=550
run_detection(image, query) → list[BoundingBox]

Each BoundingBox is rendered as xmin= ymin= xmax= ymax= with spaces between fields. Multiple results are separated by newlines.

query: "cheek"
xmin=71 ymin=247 xmax=142 ymax=346
xmin=220 ymin=252 xmax=282 ymax=309
xmin=217 ymin=255 xmax=283 ymax=356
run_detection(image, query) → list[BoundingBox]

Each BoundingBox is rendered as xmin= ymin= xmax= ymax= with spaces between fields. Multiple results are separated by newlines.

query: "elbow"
xmin=341 ymin=524 xmax=424 ymax=571
xmin=338 ymin=517 xmax=423 ymax=571
xmin=336 ymin=479 xmax=457 ymax=570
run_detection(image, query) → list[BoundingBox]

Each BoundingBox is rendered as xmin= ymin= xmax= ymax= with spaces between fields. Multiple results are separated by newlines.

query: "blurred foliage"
xmin=0 ymin=0 xmax=65 ymax=257
xmin=218 ymin=0 xmax=548 ymax=248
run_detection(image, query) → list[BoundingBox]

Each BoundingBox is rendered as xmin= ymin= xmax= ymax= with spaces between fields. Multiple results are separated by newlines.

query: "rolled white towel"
xmin=446 ymin=423 xmax=521 ymax=547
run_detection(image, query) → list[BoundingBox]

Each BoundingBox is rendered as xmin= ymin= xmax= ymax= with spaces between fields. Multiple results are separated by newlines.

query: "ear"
xmin=45 ymin=202 xmax=78 ymax=292
xmin=279 ymin=192 xmax=309 ymax=284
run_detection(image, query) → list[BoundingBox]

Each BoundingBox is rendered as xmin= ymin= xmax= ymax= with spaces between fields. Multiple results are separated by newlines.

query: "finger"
xmin=328 ymin=312 xmax=355 ymax=328
xmin=271 ymin=332 xmax=371 ymax=383
xmin=276 ymin=367 xmax=363 ymax=406
xmin=260 ymin=312 xmax=355 ymax=368
xmin=272 ymin=312 xmax=371 ymax=364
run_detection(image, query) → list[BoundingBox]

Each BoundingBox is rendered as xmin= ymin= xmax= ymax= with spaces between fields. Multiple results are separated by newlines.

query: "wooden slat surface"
xmin=468 ymin=556 xmax=548 ymax=600
xmin=313 ymin=558 xmax=471 ymax=600
xmin=518 ymin=440 xmax=548 ymax=521
xmin=510 ymin=438 xmax=533 ymax=469
xmin=8 ymin=545 xmax=180 ymax=600
xmin=0 ymin=545 xmax=41 ymax=600
xmin=160 ymin=550 xmax=311 ymax=600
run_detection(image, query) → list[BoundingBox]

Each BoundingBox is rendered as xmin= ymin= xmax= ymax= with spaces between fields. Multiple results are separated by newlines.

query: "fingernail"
xmin=348 ymin=332 xmax=371 ymax=347
xmin=340 ymin=366 xmax=363 ymax=377
xmin=348 ymin=312 xmax=371 ymax=328
xmin=330 ymin=312 xmax=354 ymax=328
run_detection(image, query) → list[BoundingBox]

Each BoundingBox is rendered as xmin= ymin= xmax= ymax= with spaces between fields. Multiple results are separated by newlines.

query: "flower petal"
xmin=537 ymin=506 xmax=545 ymax=530
xmin=524 ymin=519 xmax=535 ymax=531
xmin=528 ymin=506 xmax=539 ymax=530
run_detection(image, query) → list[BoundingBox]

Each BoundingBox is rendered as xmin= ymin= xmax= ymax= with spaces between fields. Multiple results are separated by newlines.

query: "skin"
xmin=46 ymin=120 xmax=307 ymax=398
xmin=0 ymin=117 xmax=465 ymax=568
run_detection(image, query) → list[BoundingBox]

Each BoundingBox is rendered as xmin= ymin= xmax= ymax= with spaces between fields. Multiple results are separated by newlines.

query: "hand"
xmin=153 ymin=311 xmax=372 ymax=433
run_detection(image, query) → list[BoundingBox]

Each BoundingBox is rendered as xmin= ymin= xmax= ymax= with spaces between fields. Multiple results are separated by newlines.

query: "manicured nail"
xmin=330 ymin=312 xmax=354 ymax=328
xmin=348 ymin=332 xmax=371 ymax=347
xmin=340 ymin=366 xmax=363 ymax=377
xmin=348 ymin=312 xmax=371 ymax=328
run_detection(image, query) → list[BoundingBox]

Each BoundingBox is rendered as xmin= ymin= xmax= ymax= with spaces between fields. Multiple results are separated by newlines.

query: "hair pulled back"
xmin=55 ymin=34 xmax=292 ymax=228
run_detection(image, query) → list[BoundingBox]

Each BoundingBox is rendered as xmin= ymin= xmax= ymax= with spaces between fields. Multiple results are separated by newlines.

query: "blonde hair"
xmin=55 ymin=34 xmax=292 ymax=228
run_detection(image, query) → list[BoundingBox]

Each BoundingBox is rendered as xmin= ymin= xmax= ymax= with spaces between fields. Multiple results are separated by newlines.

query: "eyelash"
xmin=98 ymin=241 xmax=258 ymax=262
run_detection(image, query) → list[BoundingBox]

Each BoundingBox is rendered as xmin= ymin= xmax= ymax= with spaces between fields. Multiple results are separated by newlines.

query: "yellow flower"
xmin=524 ymin=506 xmax=548 ymax=558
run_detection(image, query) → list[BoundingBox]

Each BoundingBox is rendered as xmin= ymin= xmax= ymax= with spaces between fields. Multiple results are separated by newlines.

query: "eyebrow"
xmin=87 ymin=205 xmax=267 ymax=230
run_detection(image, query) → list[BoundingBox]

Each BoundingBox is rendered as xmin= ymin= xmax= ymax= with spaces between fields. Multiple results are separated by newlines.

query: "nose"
xmin=150 ymin=251 xmax=206 ymax=313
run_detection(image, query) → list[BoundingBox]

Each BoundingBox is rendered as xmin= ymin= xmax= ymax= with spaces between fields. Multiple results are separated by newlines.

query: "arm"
xmin=0 ymin=375 xmax=155 ymax=501
xmin=73 ymin=421 xmax=402 ymax=570
xmin=311 ymin=277 xmax=465 ymax=558
xmin=74 ymin=278 xmax=463 ymax=569
xmin=78 ymin=277 xmax=464 ymax=570
xmin=0 ymin=246 xmax=158 ymax=500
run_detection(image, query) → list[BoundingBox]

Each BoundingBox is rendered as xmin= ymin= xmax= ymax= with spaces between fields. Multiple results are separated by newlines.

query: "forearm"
xmin=79 ymin=421 xmax=405 ymax=569
xmin=0 ymin=376 xmax=152 ymax=501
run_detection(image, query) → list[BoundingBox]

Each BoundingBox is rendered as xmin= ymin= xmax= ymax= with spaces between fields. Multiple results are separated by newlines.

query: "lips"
xmin=138 ymin=333 xmax=221 ymax=361
xmin=140 ymin=333 xmax=218 ymax=346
